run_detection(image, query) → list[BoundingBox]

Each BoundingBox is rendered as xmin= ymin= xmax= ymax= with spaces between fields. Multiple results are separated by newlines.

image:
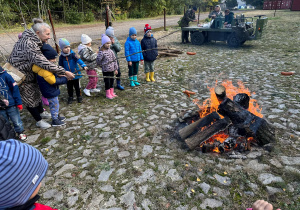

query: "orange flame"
xmin=193 ymin=80 xmax=263 ymax=118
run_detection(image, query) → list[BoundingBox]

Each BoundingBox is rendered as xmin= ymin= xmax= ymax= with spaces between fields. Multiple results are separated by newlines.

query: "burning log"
xmin=179 ymin=112 xmax=220 ymax=140
xmin=185 ymin=117 xmax=231 ymax=150
xmin=218 ymin=98 xmax=276 ymax=145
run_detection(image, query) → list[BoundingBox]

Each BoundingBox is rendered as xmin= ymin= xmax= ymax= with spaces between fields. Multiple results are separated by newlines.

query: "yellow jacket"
xmin=32 ymin=64 xmax=56 ymax=85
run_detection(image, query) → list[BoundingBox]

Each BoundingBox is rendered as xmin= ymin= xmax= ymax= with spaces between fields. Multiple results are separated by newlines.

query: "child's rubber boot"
xmin=129 ymin=76 xmax=135 ymax=87
xmin=105 ymin=89 xmax=113 ymax=99
xmin=110 ymin=88 xmax=118 ymax=98
xmin=133 ymin=75 xmax=140 ymax=86
xmin=116 ymin=80 xmax=124 ymax=90
xmin=67 ymin=97 xmax=73 ymax=104
xmin=145 ymin=72 xmax=151 ymax=82
xmin=77 ymin=96 xmax=82 ymax=103
xmin=150 ymin=72 xmax=155 ymax=82
xmin=42 ymin=96 xmax=49 ymax=106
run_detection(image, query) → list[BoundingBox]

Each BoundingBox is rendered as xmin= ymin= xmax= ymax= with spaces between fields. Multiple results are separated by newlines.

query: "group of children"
xmin=0 ymin=23 xmax=158 ymax=140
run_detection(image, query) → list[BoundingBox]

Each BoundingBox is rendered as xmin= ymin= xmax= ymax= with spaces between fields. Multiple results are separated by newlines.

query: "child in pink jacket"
xmin=96 ymin=34 xmax=118 ymax=99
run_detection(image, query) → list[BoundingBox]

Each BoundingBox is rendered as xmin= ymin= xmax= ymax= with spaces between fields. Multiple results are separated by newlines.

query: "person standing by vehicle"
xmin=208 ymin=5 xmax=223 ymax=19
xmin=102 ymin=5 xmax=116 ymax=29
xmin=180 ymin=7 xmax=197 ymax=44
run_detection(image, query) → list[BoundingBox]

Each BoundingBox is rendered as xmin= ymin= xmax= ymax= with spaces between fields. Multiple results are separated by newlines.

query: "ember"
xmin=179 ymin=80 xmax=276 ymax=154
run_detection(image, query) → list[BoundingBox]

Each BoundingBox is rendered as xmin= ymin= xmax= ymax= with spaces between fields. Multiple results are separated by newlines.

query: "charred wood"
xmin=185 ymin=117 xmax=231 ymax=150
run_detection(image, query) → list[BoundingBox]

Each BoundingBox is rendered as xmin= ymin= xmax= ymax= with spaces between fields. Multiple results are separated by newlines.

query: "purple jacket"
xmin=96 ymin=48 xmax=118 ymax=72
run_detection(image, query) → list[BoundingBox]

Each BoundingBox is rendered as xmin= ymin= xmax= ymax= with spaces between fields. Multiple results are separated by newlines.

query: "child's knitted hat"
xmin=144 ymin=24 xmax=152 ymax=34
xmin=18 ymin=32 xmax=22 ymax=39
xmin=105 ymin=26 xmax=114 ymax=37
xmin=101 ymin=34 xmax=111 ymax=46
xmin=81 ymin=34 xmax=92 ymax=45
xmin=41 ymin=43 xmax=58 ymax=60
xmin=129 ymin=27 xmax=137 ymax=37
xmin=58 ymin=38 xmax=70 ymax=50
xmin=0 ymin=139 xmax=48 ymax=208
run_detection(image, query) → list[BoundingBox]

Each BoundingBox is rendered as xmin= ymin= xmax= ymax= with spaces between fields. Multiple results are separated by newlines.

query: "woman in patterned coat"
xmin=8 ymin=18 xmax=74 ymax=129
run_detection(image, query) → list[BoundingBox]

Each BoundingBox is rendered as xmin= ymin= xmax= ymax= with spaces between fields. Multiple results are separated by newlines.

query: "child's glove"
xmin=17 ymin=105 xmax=23 ymax=110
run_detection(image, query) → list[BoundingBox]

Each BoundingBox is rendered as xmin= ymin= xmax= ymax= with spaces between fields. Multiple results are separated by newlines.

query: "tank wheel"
xmin=227 ymin=33 xmax=241 ymax=47
xmin=191 ymin=32 xmax=205 ymax=45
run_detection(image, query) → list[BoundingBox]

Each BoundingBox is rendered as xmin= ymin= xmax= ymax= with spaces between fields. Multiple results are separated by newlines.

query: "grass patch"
xmin=40 ymin=137 xmax=51 ymax=145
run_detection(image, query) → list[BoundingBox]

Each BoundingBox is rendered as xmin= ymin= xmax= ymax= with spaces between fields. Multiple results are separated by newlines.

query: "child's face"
xmin=86 ymin=42 xmax=92 ymax=47
xmin=62 ymin=46 xmax=70 ymax=54
xmin=146 ymin=31 xmax=152 ymax=37
xmin=103 ymin=42 xmax=111 ymax=49
xmin=49 ymin=58 xmax=56 ymax=63
xmin=131 ymin=34 xmax=137 ymax=40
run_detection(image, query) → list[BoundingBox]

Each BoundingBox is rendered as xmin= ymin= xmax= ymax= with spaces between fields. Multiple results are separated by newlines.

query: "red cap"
xmin=144 ymin=24 xmax=152 ymax=34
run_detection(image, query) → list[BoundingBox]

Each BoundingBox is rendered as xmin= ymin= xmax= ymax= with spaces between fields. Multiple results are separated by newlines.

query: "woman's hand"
xmin=128 ymin=61 xmax=132 ymax=66
xmin=65 ymin=71 xmax=75 ymax=80
xmin=83 ymin=67 xmax=88 ymax=70
xmin=114 ymin=70 xmax=118 ymax=75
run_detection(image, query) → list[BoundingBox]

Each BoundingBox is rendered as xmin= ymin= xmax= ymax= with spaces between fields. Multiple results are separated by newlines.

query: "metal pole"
xmin=184 ymin=6 xmax=186 ymax=14
xmin=274 ymin=0 xmax=278 ymax=17
xmin=47 ymin=9 xmax=59 ymax=53
xmin=198 ymin=6 xmax=200 ymax=24
xmin=164 ymin=8 xmax=166 ymax=31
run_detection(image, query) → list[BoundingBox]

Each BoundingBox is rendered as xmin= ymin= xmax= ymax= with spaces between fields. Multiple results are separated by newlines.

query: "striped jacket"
xmin=7 ymin=29 xmax=65 ymax=107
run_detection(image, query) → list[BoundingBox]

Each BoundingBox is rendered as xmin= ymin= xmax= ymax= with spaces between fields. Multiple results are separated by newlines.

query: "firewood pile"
xmin=158 ymin=47 xmax=183 ymax=57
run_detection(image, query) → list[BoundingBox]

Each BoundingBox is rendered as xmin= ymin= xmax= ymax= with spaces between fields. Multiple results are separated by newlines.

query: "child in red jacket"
xmin=0 ymin=139 xmax=57 ymax=209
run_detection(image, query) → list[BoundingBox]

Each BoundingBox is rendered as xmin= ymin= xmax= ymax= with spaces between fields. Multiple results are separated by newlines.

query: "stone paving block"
xmin=98 ymin=168 xmax=114 ymax=182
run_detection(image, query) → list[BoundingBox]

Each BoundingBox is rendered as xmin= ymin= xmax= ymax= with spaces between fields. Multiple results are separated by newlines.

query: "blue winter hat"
xmin=41 ymin=43 xmax=58 ymax=60
xmin=58 ymin=38 xmax=70 ymax=50
xmin=0 ymin=139 xmax=48 ymax=209
xmin=129 ymin=27 xmax=137 ymax=37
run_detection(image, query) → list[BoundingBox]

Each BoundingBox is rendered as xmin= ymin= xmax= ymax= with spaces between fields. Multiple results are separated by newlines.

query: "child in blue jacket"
xmin=59 ymin=38 xmax=87 ymax=104
xmin=37 ymin=44 xmax=68 ymax=127
xmin=0 ymin=65 xmax=27 ymax=141
xmin=124 ymin=27 xmax=144 ymax=87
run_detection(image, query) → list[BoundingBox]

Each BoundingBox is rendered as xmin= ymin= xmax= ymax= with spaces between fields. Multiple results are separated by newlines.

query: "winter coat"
xmin=37 ymin=73 xmax=67 ymax=99
xmin=0 ymin=69 xmax=22 ymax=108
xmin=96 ymin=48 xmax=118 ymax=72
xmin=110 ymin=36 xmax=121 ymax=58
xmin=32 ymin=65 xmax=56 ymax=85
xmin=180 ymin=9 xmax=196 ymax=27
xmin=124 ymin=37 xmax=144 ymax=62
xmin=225 ymin=12 xmax=234 ymax=25
xmin=208 ymin=10 xmax=223 ymax=19
xmin=78 ymin=45 xmax=98 ymax=69
xmin=0 ymin=115 xmax=15 ymax=141
xmin=102 ymin=9 xmax=115 ymax=24
xmin=7 ymin=28 xmax=65 ymax=107
xmin=59 ymin=50 xmax=86 ymax=80
xmin=141 ymin=35 xmax=158 ymax=62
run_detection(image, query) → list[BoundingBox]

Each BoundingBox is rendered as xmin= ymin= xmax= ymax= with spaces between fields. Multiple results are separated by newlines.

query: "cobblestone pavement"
xmin=20 ymin=10 xmax=299 ymax=209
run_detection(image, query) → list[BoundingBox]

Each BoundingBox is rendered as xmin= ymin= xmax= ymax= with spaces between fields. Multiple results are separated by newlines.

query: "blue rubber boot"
xmin=116 ymin=80 xmax=124 ymax=90
xmin=129 ymin=76 xmax=135 ymax=87
xmin=133 ymin=75 xmax=140 ymax=86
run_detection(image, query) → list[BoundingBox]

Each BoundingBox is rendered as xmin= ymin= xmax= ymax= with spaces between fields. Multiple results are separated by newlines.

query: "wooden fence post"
xmin=47 ymin=9 xmax=59 ymax=53
xmin=164 ymin=8 xmax=166 ymax=31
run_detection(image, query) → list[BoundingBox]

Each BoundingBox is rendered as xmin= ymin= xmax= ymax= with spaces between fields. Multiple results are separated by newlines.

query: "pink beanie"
xmin=101 ymin=34 xmax=111 ymax=46
xmin=18 ymin=32 xmax=22 ymax=39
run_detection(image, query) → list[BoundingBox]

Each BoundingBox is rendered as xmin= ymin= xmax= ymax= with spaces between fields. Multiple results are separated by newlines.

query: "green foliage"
xmin=128 ymin=8 xmax=146 ymax=18
xmin=226 ymin=0 xmax=238 ymax=8
xmin=84 ymin=11 xmax=95 ymax=22
xmin=65 ymin=6 xmax=84 ymax=24
xmin=244 ymin=0 xmax=264 ymax=9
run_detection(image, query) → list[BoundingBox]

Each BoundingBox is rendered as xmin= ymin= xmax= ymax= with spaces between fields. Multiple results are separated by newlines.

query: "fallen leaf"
xmin=283 ymin=188 xmax=286 ymax=191
xmin=185 ymin=164 xmax=189 ymax=167
xmin=166 ymin=203 xmax=171 ymax=208
xmin=199 ymin=168 xmax=202 ymax=172
xmin=213 ymin=193 xmax=217 ymax=196
xmin=197 ymin=177 xmax=201 ymax=182
xmin=45 ymin=148 xmax=49 ymax=152
xmin=191 ymin=189 xmax=195 ymax=193
xmin=224 ymin=180 xmax=227 ymax=183
xmin=224 ymin=171 xmax=228 ymax=175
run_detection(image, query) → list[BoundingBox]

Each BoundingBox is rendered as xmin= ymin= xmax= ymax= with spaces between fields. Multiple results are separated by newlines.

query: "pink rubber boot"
xmin=105 ymin=89 xmax=113 ymax=99
xmin=110 ymin=88 xmax=117 ymax=98
xmin=42 ymin=96 xmax=49 ymax=106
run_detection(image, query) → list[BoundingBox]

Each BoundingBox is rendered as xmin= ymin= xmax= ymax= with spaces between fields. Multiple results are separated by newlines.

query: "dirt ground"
xmin=4 ymin=9 xmax=300 ymax=210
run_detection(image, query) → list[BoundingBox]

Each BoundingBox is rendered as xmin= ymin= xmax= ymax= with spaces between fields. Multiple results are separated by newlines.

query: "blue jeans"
xmin=48 ymin=97 xmax=59 ymax=120
xmin=0 ymin=106 xmax=24 ymax=133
